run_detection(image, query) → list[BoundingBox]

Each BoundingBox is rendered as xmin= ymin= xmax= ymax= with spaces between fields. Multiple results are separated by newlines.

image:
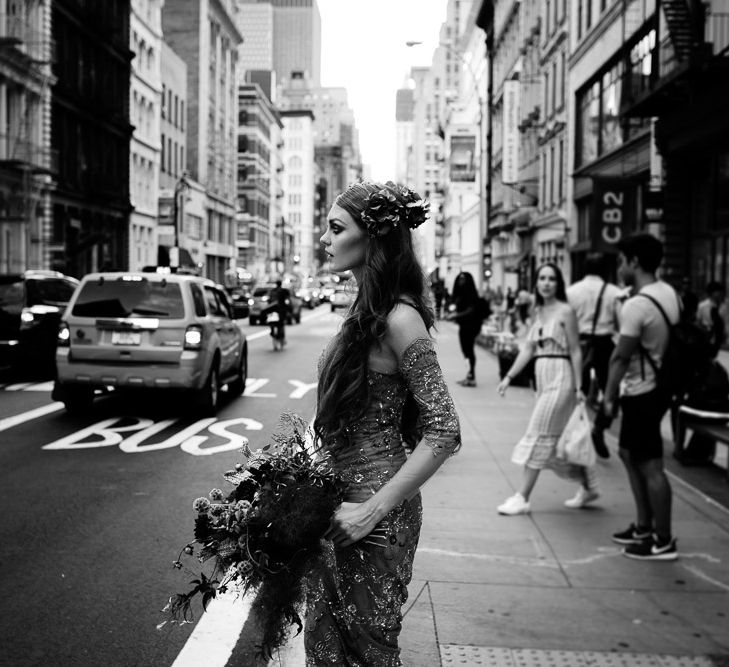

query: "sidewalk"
xmin=400 ymin=322 xmax=729 ymax=667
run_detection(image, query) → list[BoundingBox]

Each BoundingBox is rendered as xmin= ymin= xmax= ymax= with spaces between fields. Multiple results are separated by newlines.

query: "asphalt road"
xmin=0 ymin=305 xmax=336 ymax=667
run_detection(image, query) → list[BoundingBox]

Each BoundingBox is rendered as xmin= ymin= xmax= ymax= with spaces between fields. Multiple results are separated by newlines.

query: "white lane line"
xmin=0 ymin=402 xmax=64 ymax=433
xmin=171 ymin=588 xmax=254 ymax=667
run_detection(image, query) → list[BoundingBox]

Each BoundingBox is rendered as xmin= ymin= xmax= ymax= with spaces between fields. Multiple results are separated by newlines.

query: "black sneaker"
xmin=591 ymin=427 xmax=610 ymax=459
xmin=623 ymin=535 xmax=678 ymax=561
xmin=612 ymin=523 xmax=651 ymax=545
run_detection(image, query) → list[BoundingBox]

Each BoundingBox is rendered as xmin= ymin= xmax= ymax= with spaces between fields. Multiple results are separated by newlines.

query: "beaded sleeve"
xmin=400 ymin=338 xmax=462 ymax=457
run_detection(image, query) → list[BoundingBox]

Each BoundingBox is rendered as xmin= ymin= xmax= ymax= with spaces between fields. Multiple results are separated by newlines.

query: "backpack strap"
xmin=590 ymin=282 xmax=608 ymax=336
xmin=631 ymin=292 xmax=675 ymax=378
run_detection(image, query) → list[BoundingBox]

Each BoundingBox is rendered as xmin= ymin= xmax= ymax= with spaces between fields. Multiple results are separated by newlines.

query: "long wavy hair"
xmin=314 ymin=181 xmax=434 ymax=449
xmin=451 ymin=271 xmax=479 ymax=310
xmin=533 ymin=262 xmax=567 ymax=306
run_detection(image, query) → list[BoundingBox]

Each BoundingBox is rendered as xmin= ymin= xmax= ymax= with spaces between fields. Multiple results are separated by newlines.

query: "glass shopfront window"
xmin=576 ymin=44 xmax=651 ymax=168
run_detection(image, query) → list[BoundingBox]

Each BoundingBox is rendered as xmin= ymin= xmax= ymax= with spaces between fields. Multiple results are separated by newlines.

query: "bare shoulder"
xmin=385 ymin=302 xmax=430 ymax=356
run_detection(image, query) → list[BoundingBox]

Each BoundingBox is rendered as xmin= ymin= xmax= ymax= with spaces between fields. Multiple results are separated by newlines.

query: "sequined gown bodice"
xmin=305 ymin=336 xmax=461 ymax=666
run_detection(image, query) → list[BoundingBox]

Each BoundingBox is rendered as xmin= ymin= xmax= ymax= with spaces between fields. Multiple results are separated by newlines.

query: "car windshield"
xmin=26 ymin=279 xmax=77 ymax=307
xmin=72 ymin=278 xmax=185 ymax=318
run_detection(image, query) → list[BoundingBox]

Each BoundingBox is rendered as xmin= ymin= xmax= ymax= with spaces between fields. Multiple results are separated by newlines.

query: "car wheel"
xmin=63 ymin=386 xmax=94 ymax=415
xmin=196 ymin=362 xmax=219 ymax=416
xmin=227 ymin=348 xmax=247 ymax=396
xmin=331 ymin=304 xmax=335 ymax=312
xmin=249 ymin=316 xmax=257 ymax=326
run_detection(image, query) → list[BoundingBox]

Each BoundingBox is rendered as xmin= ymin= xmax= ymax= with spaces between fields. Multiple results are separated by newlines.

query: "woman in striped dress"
xmin=496 ymin=263 xmax=599 ymax=515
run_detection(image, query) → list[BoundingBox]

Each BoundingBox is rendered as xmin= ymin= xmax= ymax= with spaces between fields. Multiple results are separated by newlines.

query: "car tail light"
xmin=57 ymin=321 xmax=70 ymax=347
xmin=184 ymin=325 xmax=203 ymax=350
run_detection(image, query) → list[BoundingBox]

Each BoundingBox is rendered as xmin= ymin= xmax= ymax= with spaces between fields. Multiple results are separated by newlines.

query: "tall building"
xmin=236 ymin=1 xmax=274 ymax=73
xmin=272 ymin=0 xmax=321 ymax=87
xmin=236 ymin=0 xmax=321 ymax=87
xmin=50 ymin=0 xmax=133 ymax=277
xmin=237 ymin=77 xmax=283 ymax=279
xmin=162 ymin=0 xmax=242 ymax=282
xmin=129 ymin=0 xmax=164 ymax=271
xmin=0 ymin=0 xmax=54 ymax=273
xmin=280 ymin=109 xmax=315 ymax=277
xmin=395 ymin=87 xmax=415 ymax=186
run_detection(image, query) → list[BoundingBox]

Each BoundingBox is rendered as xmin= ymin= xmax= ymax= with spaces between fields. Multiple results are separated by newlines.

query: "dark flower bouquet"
xmin=160 ymin=413 xmax=344 ymax=658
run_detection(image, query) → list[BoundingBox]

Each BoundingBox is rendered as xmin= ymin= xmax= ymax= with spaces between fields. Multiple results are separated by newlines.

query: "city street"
xmin=2 ymin=311 xmax=729 ymax=667
xmin=0 ymin=307 xmax=331 ymax=666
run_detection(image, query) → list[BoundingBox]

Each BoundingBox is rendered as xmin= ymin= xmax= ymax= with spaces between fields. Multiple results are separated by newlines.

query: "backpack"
xmin=635 ymin=293 xmax=711 ymax=410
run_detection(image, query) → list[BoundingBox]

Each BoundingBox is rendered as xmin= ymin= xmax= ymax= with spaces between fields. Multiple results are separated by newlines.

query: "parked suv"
xmin=0 ymin=270 xmax=79 ymax=373
xmin=53 ymin=272 xmax=247 ymax=415
xmin=247 ymin=285 xmax=302 ymax=325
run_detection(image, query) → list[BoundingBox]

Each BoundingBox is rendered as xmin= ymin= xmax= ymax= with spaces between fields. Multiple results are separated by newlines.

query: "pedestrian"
xmin=697 ymin=280 xmax=726 ymax=357
xmin=446 ymin=271 xmax=482 ymax=386
xmin=604 ymin=233 xmax=679 ymax=560
xmin=496 ymin=263 xmax=598 ymax=516
xmin=311 ymin=180 xmax=461 ymax=664
xmin=566 ymin=252 xmax=622 ymax=458
xmin=264 ymin=279 xmax=289 ymax=347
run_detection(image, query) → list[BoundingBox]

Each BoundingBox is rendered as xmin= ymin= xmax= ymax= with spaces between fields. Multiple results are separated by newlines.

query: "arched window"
xmin=288 ymin=155 xmax=302 ymax=170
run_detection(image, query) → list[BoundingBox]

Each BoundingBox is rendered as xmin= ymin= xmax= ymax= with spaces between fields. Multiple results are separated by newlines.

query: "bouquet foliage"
xmin=160 ymin=414 xmax=344 ymax=658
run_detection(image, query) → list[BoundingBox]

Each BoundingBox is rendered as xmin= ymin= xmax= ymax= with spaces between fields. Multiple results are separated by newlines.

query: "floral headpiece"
xmin=360 ymin=181 xmax=430 ymax=238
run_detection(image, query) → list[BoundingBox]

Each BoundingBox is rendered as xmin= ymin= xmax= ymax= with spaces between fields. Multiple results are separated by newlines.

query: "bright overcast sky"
xmin=317 ymin=0 xmax=449 ymax=181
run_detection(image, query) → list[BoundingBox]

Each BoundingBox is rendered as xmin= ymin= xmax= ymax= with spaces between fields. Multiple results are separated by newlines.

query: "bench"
xmin=674 ymin=405 xmax=729 ymax=478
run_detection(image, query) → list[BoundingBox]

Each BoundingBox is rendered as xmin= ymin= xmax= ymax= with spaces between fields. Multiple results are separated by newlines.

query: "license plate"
xmin=111 ymin=331 xmax=141 ymax=346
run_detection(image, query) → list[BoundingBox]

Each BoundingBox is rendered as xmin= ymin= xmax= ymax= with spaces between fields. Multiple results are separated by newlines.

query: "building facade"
xmin=50 ymin=0 xmax=133 ymax=277
xmin=280 ymin=109 xmax=314 ymax=277
xmin=129 ymin=0 xmax=164 ymax=271
xmin=162 ymin=0 xmax=242 ymax=283
xmin=236 ymin=79 xmax=282 ymax=280
xmin=0 ymin=0 xmax=54 ymax=273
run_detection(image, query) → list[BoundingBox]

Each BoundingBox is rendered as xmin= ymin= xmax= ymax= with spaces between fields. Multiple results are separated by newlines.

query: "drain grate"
xmin=439 ymin=646 xmax=716 ymax=667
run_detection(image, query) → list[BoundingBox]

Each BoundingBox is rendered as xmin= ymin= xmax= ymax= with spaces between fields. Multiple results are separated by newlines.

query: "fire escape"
xmin=621 ymin=0 xmax=729 ymax=118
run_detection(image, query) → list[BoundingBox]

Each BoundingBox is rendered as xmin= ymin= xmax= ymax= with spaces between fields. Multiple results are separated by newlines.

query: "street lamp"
xmin=406 ymin=40 xmax=488 ymax=288
xmin=171 ymin=172 xmax=190 ymax=270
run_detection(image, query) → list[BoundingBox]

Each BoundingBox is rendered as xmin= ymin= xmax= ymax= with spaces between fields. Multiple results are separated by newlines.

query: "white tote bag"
xmin=556 ymin=403 xmax=596 ymax=467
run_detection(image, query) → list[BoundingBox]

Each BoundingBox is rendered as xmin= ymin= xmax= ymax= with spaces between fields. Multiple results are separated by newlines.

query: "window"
xmin=558 ymin=139 xmax=564 ymax=202
xmin=190 ymin=283 xmax=206 ymax=316
xmin=161 ymin=133 xmax=165 ymax=172
xmin=601 ymin=64 xmax=622 ymax=154
xmin=576 ymin=81 xmax=600 ymax=166
xmin=161 ymin=84 xmax=166 ymax=119
xmin=549 ymin=144 xmax=555 ymax=207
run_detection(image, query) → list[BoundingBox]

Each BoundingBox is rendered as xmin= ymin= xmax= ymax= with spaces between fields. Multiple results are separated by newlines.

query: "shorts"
xmin=619 ymin=389 xmax=665 ymax=462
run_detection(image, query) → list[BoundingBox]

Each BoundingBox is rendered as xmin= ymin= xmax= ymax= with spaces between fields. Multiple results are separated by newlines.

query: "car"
xmin=330 ymin=285 xmax=357 ymax=312
xmin=296 ymin=286 xmax=321 ymax=309
xmin=227 ymin=289 xmax=250 ymax=319
xmin=0 ymin=270 xmax=79 ymax=373
xmin=53 ymin=271 xmax=247 ymax=415
xmin=247 ymin=285 xmax=302 ymax=325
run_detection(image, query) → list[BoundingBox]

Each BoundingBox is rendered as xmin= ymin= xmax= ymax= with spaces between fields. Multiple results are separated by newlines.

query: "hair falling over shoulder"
xmin=314 ymin=181 xmax=434 ymax=450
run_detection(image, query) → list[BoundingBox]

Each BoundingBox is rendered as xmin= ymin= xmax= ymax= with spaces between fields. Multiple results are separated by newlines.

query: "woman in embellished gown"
xmin=306 ymin=180 xmax=462 ymax=666
xmin=496 ymin=263 xmax=599 ymax=516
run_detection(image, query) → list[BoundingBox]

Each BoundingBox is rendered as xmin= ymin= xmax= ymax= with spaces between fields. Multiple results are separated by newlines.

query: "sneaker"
xmin=456 ymin=377 xmax=477 ymax=387
xmin=564 ymin=486 xmax=600 ymax=509
xmin=623 ymin=535 xmax=678 ymax=561
xmin=611 ymin=523 xmax=652 ymax=545
xmin=591 ymin=428 xmax=610 ymax=459
xmin=497 ymin=493 xmax=530 ymax=515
